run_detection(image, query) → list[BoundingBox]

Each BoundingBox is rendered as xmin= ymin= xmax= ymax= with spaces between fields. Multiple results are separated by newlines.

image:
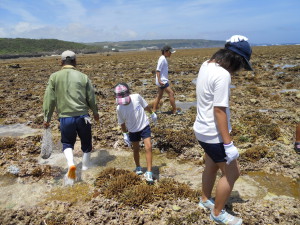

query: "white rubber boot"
xmin=82 ymin=152 xmax=91 ymax=171
xmin=63 ymin=148 xmax=75 ymax=167
xmin=63 ymin=148 xmax=76 ymax=184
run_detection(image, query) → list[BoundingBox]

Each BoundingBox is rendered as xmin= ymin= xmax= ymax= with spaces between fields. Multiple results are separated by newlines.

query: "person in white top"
xmin=152 ymin=45 xmax=180 ymax=114
xmin=115 ymin=83 xmax=157 ymax=183
xmin=194 ymin=35 xmax=253 ymax=225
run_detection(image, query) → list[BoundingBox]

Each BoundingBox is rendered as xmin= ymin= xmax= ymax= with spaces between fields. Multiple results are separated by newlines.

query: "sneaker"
xmin=135 ymin=166 xmax=143 ymax=175
xmin=144 ymin=171 xmax=154 ymax=183
xmin=172 ymin=109 xmax=183 ymax=115
xmin=67 ymin=165 xmax=76 ymax=180
xmin=210 ymin=210 xmax=242 ymax=225
xmin=199 ymin=198 xmax=215 ymax=210
xmin=294 ymin=142 xmax=300 ymax=154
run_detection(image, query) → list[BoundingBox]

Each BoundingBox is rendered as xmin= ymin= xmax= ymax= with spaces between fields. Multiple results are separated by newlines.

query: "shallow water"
xmin=258 ymin=108 xmax=286 ymax=113
xmin=246 ymin=171 xmax=300 ymax=199
xmin=0 ymin=175 xmax=51 ymax=209
xmin=274 ymin=64 xmax=296 ymax=69
xmin=0 ymin=123 xmax=40 ymax=137
xmin=175 ymin=101 xmax=197 ymax=111
xmin=1 ymin=147 xmax=299 ymax=210
xmin=279 ymin=89 xmax=299 ymax=93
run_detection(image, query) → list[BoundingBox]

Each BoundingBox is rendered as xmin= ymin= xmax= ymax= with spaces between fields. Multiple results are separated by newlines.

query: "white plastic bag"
xmin=40 ymin=128 xmax=53 ymax=159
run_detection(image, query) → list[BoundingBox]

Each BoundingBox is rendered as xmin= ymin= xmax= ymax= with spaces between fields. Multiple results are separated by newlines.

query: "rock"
xmin=172 ymin=205 xmax=181 ymax=211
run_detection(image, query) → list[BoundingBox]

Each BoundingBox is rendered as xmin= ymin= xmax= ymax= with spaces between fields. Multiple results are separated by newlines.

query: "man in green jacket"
xmin=43 ymin=50 xmax=99 ymax=183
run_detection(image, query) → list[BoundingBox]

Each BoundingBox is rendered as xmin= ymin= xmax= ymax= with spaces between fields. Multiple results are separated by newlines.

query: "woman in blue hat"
xmin=193 ymin=35 xmax=253 ymax=225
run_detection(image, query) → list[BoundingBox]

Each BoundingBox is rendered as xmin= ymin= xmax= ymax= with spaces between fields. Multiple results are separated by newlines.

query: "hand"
xmin=43 ymin=122 xmax=50 ymax=129
xmin=159 ymin=81 xmax=165 ymax=86
xmin=151 ymin=112 xmax=157 ymax=125
xmin=226 ymin=35 xmax=248 ymax=43
xmin=93 ymin=113 xmax=100 ymax=122
xmin=123 ymin=132 xmax=131 ymax=147
xmin=224 ymin=141 xmax=239 ymax=164
xmin=84 ymin=116 xmax=92 ymax=124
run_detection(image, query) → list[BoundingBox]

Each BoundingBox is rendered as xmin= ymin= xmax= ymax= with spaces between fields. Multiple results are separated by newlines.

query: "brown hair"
xmin=209 ymin=48 xmax=245 ymax=74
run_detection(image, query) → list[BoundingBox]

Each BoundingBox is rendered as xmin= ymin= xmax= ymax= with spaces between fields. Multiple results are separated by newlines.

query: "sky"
xmin=0 ymin=0 xmax=299 ymax=45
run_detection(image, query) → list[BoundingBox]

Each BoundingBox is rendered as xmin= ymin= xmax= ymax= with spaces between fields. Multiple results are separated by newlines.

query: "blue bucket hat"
xmin=225 ymin=35 xmax=253 ymax=71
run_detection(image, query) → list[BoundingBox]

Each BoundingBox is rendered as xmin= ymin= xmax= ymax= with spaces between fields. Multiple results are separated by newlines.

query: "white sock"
xmin=63 ymin=148 xmax=75 ymax=167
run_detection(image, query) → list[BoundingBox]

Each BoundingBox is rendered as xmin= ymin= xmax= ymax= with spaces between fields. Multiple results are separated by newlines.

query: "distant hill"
xmin=0 ymin=38 xmax=224 ymax=59
xmin=0 ymin=38 xmax=102 ymax=59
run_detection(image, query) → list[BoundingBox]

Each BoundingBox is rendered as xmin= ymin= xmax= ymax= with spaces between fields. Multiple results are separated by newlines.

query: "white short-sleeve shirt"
xmin=193 ymin=61 xmax=232 ymax=143
xmin=117 ymin=94 xmax=149 ymax=133
xmin=156 ymin=55 xmax=168 ymax=86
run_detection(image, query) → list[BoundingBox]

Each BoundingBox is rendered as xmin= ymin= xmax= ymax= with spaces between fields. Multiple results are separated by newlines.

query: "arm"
xmin=214 ymin=106 xmax=231 ymax=145
xmin=43 ymin=77 xmax=56 ymax=128
xmin=156 ymin=71 xmax=164 ymax=86
xmin=121 ymin=123 xmax=131 ymax=146
xmin=144 ymin=105 xmax=154 ymax=114
xmin=86 ymin=79 xmax=99 ymax=122
xmin=144 ymin=105 xmax=157 ymax=124
xmin=121 ymin=123 xmax=127 ymax=133
xmin=214 ymin=106 xmax=239 ymax=164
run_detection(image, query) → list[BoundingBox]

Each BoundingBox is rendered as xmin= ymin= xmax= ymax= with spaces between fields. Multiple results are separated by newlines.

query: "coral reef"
xmin=0 ymin=45 xmax=299 ymax=224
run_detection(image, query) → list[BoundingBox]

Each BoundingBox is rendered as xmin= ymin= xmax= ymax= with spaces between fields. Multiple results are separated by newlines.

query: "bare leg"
xmin=213 ymin=160 xmax=240 ymax=216
xmin=153 ymin=87 xmax=164 ymax=112
xmin=164 ymin=86 xmax=176 ymax=113
xmin=143 ymin=137 xmax=152 ymax=172
xmin=132 ymin=141 xmax=140 ymax=167
xmin=296 ymin=123 xmax=300 ymax=142
xmin=201 ymin=154 xmax=219 ymax=202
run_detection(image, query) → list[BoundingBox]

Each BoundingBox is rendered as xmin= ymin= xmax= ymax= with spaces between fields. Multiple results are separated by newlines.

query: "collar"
xmin=62 ymin=65 xmax=75 ymax=69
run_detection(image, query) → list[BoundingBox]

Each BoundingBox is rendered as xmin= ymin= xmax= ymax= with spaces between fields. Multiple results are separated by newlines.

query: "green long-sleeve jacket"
xmin=43 ymin=65 xmax=98 ymax=122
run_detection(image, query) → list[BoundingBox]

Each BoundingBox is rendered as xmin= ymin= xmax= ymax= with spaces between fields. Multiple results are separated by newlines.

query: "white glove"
xmin=84 ymin=116 xmax=92 ymax=124
xmin=151 ymin=112 xmax=157 ymax=125
xmin=123 ymin=132 xmax=131 ymax=147
xmin=226 ymin=35 xmax=248 ymax=43
xmin=224 ymin=141 xmax=239 ymax=164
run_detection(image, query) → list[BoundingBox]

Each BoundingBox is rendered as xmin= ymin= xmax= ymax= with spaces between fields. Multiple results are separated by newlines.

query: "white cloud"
xmin=13 ymin=22 xmax=42 ymax=34
xmin=0 ymin=0 xmax=299 ymax=43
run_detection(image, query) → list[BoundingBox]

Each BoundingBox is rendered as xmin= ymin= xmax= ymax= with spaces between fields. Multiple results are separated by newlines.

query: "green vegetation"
xmin=0 ymin=38 xmax=102 ymax=57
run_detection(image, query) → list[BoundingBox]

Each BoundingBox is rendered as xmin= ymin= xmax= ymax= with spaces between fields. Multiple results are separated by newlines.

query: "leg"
xmin=213 ymin=160 xmax=240 ymax=216
xmin=60 ymin=117 xmax=77 ymax=167
xmin=60 ymin=117 xmax=77 ymax=151
xmin=76 ymin=116 xmax=93 ymax=170
xmin=132 ymin=141 xmax=141 ymax=167
xmin=295 ymin=123 xmax=300 ymax=154
xmin=202 ymin=153 xmax=219 ymax=202
xmin=153 ymin=87 xmax=164 ymax=112
xmin=296 ymin=123 xmax=300 ymax=142
xmin=143 ymin=137 xmax=152 ymax=172
xmin=76 ymin=116 xmax=92 ymax=153
xmin=164 ymin=86 xmax=176 ymax=113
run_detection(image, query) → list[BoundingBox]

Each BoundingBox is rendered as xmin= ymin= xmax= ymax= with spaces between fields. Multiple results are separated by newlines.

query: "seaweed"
xmin=94 ymin=168 xmax=200 ymax=207
xmin=241 ymin=146 xmax=269 ymax=162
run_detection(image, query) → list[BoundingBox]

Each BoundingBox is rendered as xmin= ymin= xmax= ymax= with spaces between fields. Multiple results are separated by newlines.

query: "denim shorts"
xmin=198 ymin=141 xmax=226 ymax=163
xmin=129 ymin=125 xmax=151 ymax=142
xmin=59 ymin=115 xmax=92 ymax=153
xmin=160 ymin=82 xmax=169 ymax=89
